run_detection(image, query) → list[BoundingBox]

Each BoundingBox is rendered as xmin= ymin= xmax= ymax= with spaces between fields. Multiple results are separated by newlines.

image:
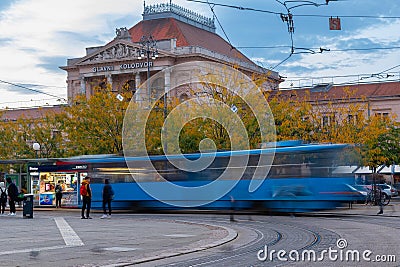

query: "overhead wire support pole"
xmin=190 ymin=0 xmax=336 ymax=70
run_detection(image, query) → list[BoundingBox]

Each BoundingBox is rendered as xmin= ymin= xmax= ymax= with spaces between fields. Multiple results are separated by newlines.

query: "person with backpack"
xmin=55 ymin=180 xmax=63 ymax=208
xmin=100 ymin=179 xmax=114 ymax=219
xmin=6 ymin=177 xmax=18 ymax=216
xmin=0 ymin=181 xmax=7 ymax=215
xmin=80 ymin=176 xmax=92 ymax=219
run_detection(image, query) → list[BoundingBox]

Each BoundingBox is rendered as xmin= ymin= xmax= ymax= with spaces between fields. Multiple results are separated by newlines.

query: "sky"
xmin=0 ymin=0 xmax=399 ymax=109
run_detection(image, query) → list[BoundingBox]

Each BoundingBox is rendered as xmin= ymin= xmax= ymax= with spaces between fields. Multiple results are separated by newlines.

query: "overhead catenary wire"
xmin=187 ymin=0 xmax=400 ymax=19
xmin=187 ymin=0 xmax=399 ymax=80
xmin=187 ymin=0 xmax=280 ymax=15
xmin=206 ymin=1 xmax=233 ymax=47
xmin=0 ymin=98 xmax=66 ymax=107
xmin=236 ymin=46 xmax=400 ymax=52
xmin=0 ymin=79 xmax=67 ymax=102
xmin=281 ymin=63 xmax=400 ymax=88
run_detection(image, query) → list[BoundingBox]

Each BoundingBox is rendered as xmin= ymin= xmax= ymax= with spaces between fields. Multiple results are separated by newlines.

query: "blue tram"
xmin=55 ymin=141 xmax=363 ymax=212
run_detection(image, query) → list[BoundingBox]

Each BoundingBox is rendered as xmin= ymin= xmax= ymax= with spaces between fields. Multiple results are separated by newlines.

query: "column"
xmin=106 ymin=74 xmax=113 ymax=91
xmin=80 ymin=77 xmax=86 ymax=94
xmin=135 ymin=72 xmax=142 ymax=102
xmin=163 ymin=69 xmax=170 ymax=154
xmin=164 ymin=68 xmax=171 ymax=96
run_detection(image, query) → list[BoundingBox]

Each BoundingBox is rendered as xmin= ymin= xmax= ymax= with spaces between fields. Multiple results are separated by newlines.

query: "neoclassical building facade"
xmin=60 ymin=3 xmax=281 ymax=104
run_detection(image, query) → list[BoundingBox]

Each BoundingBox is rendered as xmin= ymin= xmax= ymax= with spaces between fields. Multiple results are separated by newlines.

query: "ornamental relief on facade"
xmin=84 ymin=43 xmax=140 ymax=63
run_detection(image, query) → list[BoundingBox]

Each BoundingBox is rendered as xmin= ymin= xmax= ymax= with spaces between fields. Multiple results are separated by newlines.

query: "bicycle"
xmin=365 ymin=188 xmax=391 ymax=206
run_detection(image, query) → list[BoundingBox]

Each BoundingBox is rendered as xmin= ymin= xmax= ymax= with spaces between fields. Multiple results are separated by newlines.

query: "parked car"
xmin=354 ymin=184 xmax=398 ymax=198
xmin=394 ymin=184 xmax=400 ymax=195
xmin=376 ymin=184 xmax=398 ymax=197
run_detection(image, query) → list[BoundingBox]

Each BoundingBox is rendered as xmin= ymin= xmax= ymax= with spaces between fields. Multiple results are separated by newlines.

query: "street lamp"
xmin=138 ymin=35 xmax=168 ymax=154
xmin=138 ymin=35 xmax=158 ymax=101
xmin=32 ymin=142 xmax=40 ymax=158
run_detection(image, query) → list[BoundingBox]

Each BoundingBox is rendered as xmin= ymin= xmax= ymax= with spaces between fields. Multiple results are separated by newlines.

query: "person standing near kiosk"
xmin=80 ymin=177 xmax=92 ymax=219
xmin=55 ymin=180 xmax=63 ymax=208
xmin=0 ymin=181 xmax=7 ymax=215
xmin=6 ymin=177 xmax=18 ymax=216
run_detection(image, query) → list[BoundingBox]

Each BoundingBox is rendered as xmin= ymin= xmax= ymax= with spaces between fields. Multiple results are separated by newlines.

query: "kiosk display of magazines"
xmin=28 ymin=164 xmax=88 ymax=207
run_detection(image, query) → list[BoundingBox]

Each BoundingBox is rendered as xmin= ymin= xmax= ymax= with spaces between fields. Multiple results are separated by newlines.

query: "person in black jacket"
xmin=0 ymin=181 xmax=7 ymax=215
xmin=6 ymin=177 xmax=18 ymax=216
xmin=55 ymin=180 xmax=63 ymax=208
xmin=100 ymin=179 xmax=114 ymax=219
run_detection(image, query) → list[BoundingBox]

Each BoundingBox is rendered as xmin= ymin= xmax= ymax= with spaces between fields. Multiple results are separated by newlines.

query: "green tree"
xmin=361 ymin=125 xmax=400 ymax=170
xmin=65 ymin=86 xmax=131 ymax=156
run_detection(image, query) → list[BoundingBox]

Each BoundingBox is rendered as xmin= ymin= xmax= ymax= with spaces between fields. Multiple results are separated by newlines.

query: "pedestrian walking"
xmin=230 ymin=195 xmax=236 ymax=222
xmin=55 ymin=180 xmax=63 ymax=208
xmin=0 ymin=181 xmax=7 ymax=215
xmin=101 ymin=179 xmax=114 ymax=219
xmin=6 ymin=177 xmax=18 ymax=216
xmin=80 ymin=176 xmax=92 ymax=219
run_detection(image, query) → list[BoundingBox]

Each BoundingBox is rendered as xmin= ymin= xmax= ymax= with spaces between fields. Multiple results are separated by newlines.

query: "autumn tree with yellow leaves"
xmin=0 ymin=76 xmax=398 ymax=172
xmin=64 ymin=84 xmax=131 ymax=156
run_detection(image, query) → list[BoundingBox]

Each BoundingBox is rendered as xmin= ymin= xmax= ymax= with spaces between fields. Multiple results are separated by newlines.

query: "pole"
xmin=163 ymin=92 xmax=167 ymax=154
xmin=146 ymin=46 xmax=151 ymax=101
xmin=139 ymin=36 xmax=157 ymax=102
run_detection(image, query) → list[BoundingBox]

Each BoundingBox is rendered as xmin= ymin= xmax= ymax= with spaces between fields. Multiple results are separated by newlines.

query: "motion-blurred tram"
xmin=56 ymin=141 xmax=363 ymax=212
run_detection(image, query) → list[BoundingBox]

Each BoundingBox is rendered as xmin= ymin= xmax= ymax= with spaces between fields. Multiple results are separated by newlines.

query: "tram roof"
xmin=58 ymin=143 xmax=348 ymax=164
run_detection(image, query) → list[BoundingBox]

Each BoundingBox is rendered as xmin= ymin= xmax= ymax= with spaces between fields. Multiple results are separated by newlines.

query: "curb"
xmin=102 ymin=221 xmax=238 ymax=266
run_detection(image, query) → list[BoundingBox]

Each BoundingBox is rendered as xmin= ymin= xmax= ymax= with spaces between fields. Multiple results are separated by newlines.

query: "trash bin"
xmin=23 ymin=194 xmax=34 ymax=218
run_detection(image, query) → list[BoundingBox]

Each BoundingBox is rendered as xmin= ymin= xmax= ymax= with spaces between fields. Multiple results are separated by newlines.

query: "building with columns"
xmin=60 ymin=2 xmax=281 ymax=104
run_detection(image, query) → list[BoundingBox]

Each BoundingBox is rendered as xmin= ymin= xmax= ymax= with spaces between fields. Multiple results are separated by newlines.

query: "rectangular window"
xmin=373 ymin=109 xmax=391 ymax=120
xmin=347 ymin=114 xmax=358 ymax=124
xmin=322 ymin=114 xmax=335 ymax=127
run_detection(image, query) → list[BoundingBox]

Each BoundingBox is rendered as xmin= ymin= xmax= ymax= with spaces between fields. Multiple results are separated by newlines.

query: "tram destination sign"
xmin=93 ymin=61 xmax=153 ymax=73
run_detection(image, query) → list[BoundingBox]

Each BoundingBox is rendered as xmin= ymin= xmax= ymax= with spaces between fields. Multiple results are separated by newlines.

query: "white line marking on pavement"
xmin=0 ymin=217 xmax=84 ymax=256
xmin=54 ymin=217 xmax=84 ymax=246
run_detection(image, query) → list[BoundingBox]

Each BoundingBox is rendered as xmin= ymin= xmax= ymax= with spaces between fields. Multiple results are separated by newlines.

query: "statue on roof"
xmin=115 ymin=27 xmax=131 ymax=40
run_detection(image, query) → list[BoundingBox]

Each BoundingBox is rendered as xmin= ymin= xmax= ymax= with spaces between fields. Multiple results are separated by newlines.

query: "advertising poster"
xmin=62 ymin=192 xmax=78 ymax=207
xmin=39 ymin=193 xmax=54 ymax=205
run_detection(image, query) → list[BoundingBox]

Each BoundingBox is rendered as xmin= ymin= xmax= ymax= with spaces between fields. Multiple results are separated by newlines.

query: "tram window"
xmin=267 ymin=151 xmax=337 ymax=178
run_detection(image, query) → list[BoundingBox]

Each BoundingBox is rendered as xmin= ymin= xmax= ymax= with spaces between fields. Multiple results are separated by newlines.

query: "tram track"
xmin=120 ymin=212 xmax=399 ymax=267
xmin=145 ymin=215 xmax=340 ymax=267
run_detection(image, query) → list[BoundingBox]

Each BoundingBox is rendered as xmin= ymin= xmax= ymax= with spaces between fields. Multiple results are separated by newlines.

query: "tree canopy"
xmin=0 ymin=79 xmax=399 ymax=172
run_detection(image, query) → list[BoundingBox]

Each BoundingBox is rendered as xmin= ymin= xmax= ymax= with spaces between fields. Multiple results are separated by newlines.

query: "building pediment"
xmin=76 ymin=41 xmax=143 ymax=65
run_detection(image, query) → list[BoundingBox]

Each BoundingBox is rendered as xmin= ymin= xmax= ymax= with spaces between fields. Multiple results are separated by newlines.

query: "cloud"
xmin=0 ymin=0 xmax=399 ymax=107
xmin=272 ymin=17 xmax=400 ymax=88
xmin=0 ymin=0 xmax=150 ymax=107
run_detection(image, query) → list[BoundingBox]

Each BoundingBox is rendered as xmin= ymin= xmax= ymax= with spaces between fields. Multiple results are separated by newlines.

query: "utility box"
xmin=23 ymin=194 xmax=34 ymax=218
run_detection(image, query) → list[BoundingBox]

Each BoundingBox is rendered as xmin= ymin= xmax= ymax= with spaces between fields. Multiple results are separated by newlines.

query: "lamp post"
xmin=32 ymin=142 xmax=41 ymax=159
xmin=138 ymin=35 xmax=168 ymax=154
xmin=138 ymin=35 xmax=158 ymax=101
